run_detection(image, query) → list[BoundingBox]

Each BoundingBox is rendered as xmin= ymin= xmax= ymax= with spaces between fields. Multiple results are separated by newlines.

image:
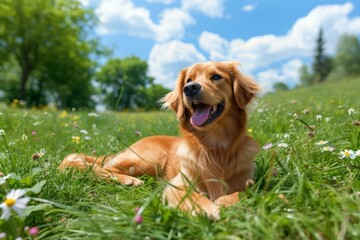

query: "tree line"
xmin=0 ymin=0 xmax=169 ymax=110
xmin=274 ymin=29 xmax=360 ymax=92
xmin=300 ymin=29 xmax=360 ymax=86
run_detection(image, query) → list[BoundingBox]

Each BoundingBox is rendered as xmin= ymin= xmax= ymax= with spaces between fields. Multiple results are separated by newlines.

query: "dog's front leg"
xmin=163 ymin=173 xmax=220 ymax=220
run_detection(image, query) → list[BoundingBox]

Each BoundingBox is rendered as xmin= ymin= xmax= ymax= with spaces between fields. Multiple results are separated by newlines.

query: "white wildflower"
xmin=321 ymin=146 xmax=336 ymax=152
xmin=0 ymin=175 xmax=11 ymax=186
xmin=355 ymin=150 xmax=360 ymax=157
xmin=303 ymin=109 xmax=310 ymax=114
xmin=21 ymin=134 xmax=28 ymax=142
xmin=33 ymin=121 xmax=43 ymax=126
xmin=88 ymin=112 xmax=98 ymax=117
xmin=348 ymin=108 xmax=356 ymax=115
xmin=277 ymin=143 xmax=289 ymax=148
xmin=37 ymin=149 xmax=46 ymax=157
xmin=0 ymin=130 xmax=5 ymax=136
xmin=315 ymin=140 xmax=329 ymax=146
xmin=80 ymin=130 xmax=89 ymax=135
xmin=316 ymin=115 xmax=322 ymax=121
xmin=0 ymin=189 xmax=30 ymax=220
xmin=339 ymin=149 xmax=356 ymax=160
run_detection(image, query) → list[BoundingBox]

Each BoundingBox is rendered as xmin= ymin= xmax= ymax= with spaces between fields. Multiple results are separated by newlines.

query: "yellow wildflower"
xmin=71 ymin=136 xmax=81 ymax=143
xmin=60 ymin=111 xmax=68 ymax=118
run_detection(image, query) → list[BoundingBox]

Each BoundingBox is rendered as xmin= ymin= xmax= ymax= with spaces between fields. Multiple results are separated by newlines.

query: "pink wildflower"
xmin=134 ymin=215 xmax=143 ymax=224
xmin=262 ymin=143 xmax=273 ymax=150
xmin=29 ymin=226 xmax=39 ymax=236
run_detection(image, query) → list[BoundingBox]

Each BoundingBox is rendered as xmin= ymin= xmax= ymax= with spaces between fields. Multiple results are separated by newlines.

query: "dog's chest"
xmin=177 ymin=141 xmax=244 ymax=178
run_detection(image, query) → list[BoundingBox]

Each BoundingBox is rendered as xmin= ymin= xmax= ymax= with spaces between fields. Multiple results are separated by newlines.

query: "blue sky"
xmin=81 ymin=0 xmax=360 ymax=91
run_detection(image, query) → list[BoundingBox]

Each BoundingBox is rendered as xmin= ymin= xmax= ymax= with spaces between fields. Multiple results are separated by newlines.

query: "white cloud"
xmin=198 ymin=31 xmax=229 ymax=60
xmin=181 ymin=0 xmax=225 ymax=18
xmin=242 ymin=4 xmax=257 ymax=12
xmin=96 ymin=0 xmax=154 ymax=37
xmin=146 ymin=0 xmax=174 ymax=4
xmin=148 ymin=41 xmax=206 ymax=88
xmin=96 ymin=0 xmax=194 ymax=42
xmin=289 ymin=2 xmax=360 ymax=54
xmin=198 ymin=2 xmax=360 ymax=73
xmin=256 ymin=59 xmax=303 ymax=91
xmin=79 ymin=0 xmax=90 ymax=6
xmin=155 ymin=8 xmax=195 ymax=42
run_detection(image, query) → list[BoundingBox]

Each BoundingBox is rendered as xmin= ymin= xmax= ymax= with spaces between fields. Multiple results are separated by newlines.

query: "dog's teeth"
xmin=211 ymin=105 xmax=217 ymax=114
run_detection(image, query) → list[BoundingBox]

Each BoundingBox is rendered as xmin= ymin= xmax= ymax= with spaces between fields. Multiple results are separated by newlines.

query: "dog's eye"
xmin=211 ymin=74 xmax=222 ymax=81
xmin=187 ymin=79 xmax=192 ymax=83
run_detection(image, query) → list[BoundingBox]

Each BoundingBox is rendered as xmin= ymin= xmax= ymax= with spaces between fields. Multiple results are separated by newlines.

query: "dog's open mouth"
xmin=190 ymin=101 xmax=224 ymax=127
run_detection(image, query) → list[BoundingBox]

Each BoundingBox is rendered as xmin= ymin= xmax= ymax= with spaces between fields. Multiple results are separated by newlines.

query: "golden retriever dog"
xmin=59 ymin=61 xmax=260 ymax=219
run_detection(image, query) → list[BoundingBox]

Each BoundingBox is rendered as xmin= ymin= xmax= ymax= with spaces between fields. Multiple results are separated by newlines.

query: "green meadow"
xmin=0 ymin=78 xmax=359 ymax=239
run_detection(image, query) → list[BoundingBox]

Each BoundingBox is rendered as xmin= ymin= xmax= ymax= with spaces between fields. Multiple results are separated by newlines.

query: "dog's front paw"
xmin=110 ymin=175 xmax=144 ymax=186
xmin=214 ymin=196 xmax=231 ymax=207
xmin=123 ymin=177 xmax=144 ymax=186
xmin=195 ymin=203 xmax=220 ymax=221
xmin=206 ymin=205 xmax=220 ymax=220
xmin=214 ymin=192 xmax=240 ymax=207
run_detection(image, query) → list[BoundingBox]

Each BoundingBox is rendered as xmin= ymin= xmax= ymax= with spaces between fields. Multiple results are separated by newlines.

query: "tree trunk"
xmin=18 ymin=43 xmax=32 ymax=101
xmin=35 ymin=79 xmax=43 ymax=106
xmin=19 ymin=65 xmax=30 ymax=101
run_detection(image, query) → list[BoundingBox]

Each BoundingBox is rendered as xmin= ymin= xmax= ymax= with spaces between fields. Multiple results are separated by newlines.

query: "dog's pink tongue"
xmin=190 ymin=103 xmax=212 ymax=127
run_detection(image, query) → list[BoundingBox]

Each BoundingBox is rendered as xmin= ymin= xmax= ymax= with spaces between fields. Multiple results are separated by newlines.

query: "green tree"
xmin=96 ymin=57 xmax=154 ymax=110
xmin=299 ymin=64 xmax=313 ymax=86
xmin=136 ymin=84 xmax=170 ymax=110
xmin=0 ymin=0 xmax=102 ymax=108
xmin=312 ymin=28 xmax=332 ymax=83
xmin=0 ymin=56 xmax=21 ymax=102
xmin=326 ymin=34 xmax=360 ymax=82
xmin=273 ymin=82 xmax=289 ymax=92
xmin=301 ymin=28 xmax=333 ymax=86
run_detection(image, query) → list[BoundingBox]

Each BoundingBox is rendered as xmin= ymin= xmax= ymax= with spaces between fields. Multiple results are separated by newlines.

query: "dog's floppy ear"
xmin=228 ymin=62 xmax=260 ymax=109
xmin=161 ymin=68 xmax=187 ymax=119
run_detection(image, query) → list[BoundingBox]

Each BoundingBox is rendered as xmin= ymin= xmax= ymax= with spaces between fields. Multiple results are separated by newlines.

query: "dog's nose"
xmin=183 ymin=82 xmax=201 ymax=97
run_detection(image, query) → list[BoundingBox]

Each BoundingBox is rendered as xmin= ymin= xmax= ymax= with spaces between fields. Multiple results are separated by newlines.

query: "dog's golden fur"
xmin=59 ymin=61 xmax=260 ymax=219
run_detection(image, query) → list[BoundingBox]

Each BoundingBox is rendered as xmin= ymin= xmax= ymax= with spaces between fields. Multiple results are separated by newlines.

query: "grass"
xmin=0 ymin=78 xmax=359 ymax=239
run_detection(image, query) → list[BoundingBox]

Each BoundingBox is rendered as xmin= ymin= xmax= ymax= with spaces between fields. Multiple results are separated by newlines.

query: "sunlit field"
xmin=0 ymin=78 xmax=359 ymax=239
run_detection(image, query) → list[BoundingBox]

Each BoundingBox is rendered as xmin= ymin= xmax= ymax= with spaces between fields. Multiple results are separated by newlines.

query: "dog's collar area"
xmin=190 ymin=101 xmax=224 ymax=127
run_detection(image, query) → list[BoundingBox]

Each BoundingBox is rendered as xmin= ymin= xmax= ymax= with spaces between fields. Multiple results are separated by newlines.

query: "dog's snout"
xmin=183 ymin=82 xmax=201 ymax=97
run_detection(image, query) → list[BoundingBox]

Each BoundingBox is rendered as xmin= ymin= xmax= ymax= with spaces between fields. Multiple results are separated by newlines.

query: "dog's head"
xmin=162 ymin=61 xmax=260 ymax=130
